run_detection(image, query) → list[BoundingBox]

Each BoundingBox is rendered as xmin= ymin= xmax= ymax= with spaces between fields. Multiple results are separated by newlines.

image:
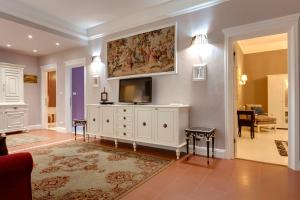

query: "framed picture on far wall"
xmin=24 ymin=74 xmax=38 ymax=83
xmin=106 ymin=24 xmax=177 ymax=79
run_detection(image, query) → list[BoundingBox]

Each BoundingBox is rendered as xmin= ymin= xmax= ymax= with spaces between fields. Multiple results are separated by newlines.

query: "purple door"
xmin=72 ymin=67 xmax=84 ymax=120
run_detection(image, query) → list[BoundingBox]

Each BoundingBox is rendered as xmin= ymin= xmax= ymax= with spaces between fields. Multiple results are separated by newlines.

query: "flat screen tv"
xmin=119 ymin=77 xmax=152 ymax=104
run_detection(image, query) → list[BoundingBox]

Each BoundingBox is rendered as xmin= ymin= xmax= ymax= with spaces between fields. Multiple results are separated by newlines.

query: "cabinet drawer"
xmin=117 ymin=107 xmax=133 ymax=115
xmin=117 ymin=123 xmax=133 ymax=131
xmin=117 ymin=128 xmax=133 ymax=139
xmin=117 ymin=115 xmax=133 ymax=122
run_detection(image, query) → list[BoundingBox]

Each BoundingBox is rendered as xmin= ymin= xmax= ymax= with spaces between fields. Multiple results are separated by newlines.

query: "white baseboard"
xmin=28 ymin=124 xmax=42 ymax=130
xmin=56 ymin=127 xmax=67 ymax=133
xmin=190 ymin=145 xmax=225 ymax=159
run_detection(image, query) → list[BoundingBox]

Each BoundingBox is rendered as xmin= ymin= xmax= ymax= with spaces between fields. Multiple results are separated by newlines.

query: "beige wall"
xmin=39 ymin=0 xmax=300 ymax=150
xmin=0 ymin=48 xmax=41 ymax=126
xmin=240 ymin=50 xmax=288 ymax=112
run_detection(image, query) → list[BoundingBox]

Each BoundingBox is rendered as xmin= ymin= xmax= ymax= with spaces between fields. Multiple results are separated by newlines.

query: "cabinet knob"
xmin=123 ymin=109 xmax=126 ymax=112
xmin=123 ymin=132 xmax=126 ymax=136
xmin=93 ymin=118 xmax=96 ymax=122
xmin=123 ymin=116 xmax=126 ymax=120
xmin=123 ymin=124 xmax=126 ymax=128
xmin=13 ymin=107 xmax=18 ymax=109
xmin=163 ymin=123 xmax=168 ymax=128
xmin=106 ymin=119 xmax=110 ymax=123
xmin=143 ymin=122 xmax=146 ymax=126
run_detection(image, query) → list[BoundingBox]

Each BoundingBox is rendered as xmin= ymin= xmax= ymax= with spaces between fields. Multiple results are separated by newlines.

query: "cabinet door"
xmin=100 ymin=107 xmax=114 ymax=137
xmin=4 ymin=111 xmax=26 ymax=131
xmin=156 ymin=108 xmax=175 ymax=146
xmin=87 ymin=106 xmax=99 ymax=134
xmin=135 ymin=108 xmax=154 ymax=143
xmin=3 ymin=68 xmax=22 ymax=102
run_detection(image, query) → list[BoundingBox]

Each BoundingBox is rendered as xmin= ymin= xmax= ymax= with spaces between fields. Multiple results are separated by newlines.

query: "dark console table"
xmin=185 ymin=127 xmax=216 ymax=164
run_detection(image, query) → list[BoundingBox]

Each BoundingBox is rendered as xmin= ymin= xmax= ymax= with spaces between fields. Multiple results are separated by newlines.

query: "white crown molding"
xmin=0 ymin=0 xmax=228 ymax=42
xmin=87 ymin=0 xmax=229 ymax=40
xmin=0 ymin=0 xmax=88 ymax=41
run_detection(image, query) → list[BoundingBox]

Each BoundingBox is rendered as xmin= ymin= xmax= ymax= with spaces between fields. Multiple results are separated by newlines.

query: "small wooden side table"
xmin=72 ymin=119 xmax=87 ymax=141
xmin=185 ymin=127 xmax=216 ymax=164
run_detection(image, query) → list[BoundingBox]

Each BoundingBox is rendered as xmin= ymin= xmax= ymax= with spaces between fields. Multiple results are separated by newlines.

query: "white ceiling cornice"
xmin=0 ymin=0 xmax=229 ymax=42
xmin=87 ymin=0 xmax=229 ymax=40
xmin=0 ymin=0 xmax=88 ymax=41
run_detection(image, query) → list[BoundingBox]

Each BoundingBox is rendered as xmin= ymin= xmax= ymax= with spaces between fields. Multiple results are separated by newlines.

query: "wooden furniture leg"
xmin=212 ymin=136 xmax=215 ymax=158
xmin=193 ymin=135 xmax=196 ymax=155
xmin=186 ymin=137 xmax=189 ymax=160
xmin=206 ymin=139 xmax=210 ymax=165
xmin=74 ymin=125 xmax=77 ymax=140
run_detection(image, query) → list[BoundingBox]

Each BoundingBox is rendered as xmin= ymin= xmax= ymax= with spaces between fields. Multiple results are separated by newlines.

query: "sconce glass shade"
xmin=191 ymin=34 xmax=208 ymax=46
xmin=240 ymin=74 xmax=248 ymax=85
xmin=92 ymin=55 xmax=101 ymax=62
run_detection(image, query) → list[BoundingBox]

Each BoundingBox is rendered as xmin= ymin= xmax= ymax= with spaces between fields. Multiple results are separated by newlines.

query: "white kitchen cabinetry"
xmin=0 ymin=62 xmax=28 ymax=133
xmin=87 ymin=104 xmax=189 ymax=159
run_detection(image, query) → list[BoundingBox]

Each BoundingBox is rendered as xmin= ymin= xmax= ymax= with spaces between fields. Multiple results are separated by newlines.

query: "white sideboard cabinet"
xmin=87 ymin=104 xmax=189 ymax=159
xmin=0 ymin=62 xmax=28 ymax=133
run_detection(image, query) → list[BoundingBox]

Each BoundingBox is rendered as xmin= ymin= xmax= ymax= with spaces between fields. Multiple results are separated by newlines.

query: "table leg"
xmin=206 ymin=139 xmax=210 ymax=165
xmin=212 ymin=136 xmax=215 ymax=158
xmin=74 ymin=125 xmax=77 ymax=140
xmin=186 ymin=137 xmax=189 ymax=160
xmin=83 ymin=125 xmax=86 ymax=142
xmin=193 ymin=135 xmax=196 ymax=156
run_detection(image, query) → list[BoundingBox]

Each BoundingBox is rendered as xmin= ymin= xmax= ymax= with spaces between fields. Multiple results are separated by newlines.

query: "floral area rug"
xmin=275 ymin=140 xmax=288 ymax=156
xmin=6 ymin=133 xmax=49 ymax=147
xmin=31 ymin=141 xmax=172 ymax=200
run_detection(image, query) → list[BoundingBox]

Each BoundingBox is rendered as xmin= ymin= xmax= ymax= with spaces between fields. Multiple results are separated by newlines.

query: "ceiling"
xmin=0 ymin=0 xmax=229 ymax=56
xmin=0 ymin=17 xmax=86 ymax=56
xmin=237 ymin=33 xmax=288 ymax=54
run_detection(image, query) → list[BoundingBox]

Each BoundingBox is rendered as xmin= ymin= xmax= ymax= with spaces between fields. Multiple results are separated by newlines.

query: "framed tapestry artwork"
xmin=107 ymin=24 xmax=177 ymax=79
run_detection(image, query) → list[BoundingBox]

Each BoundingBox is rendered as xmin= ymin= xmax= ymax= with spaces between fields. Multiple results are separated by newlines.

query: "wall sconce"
xmin=240 ymin=74 xmax=248 ymax=85
xmin=91 ymin=55 xmax=101 ymax=62
xmin=191 ymin=34 xmax=208 ymax=46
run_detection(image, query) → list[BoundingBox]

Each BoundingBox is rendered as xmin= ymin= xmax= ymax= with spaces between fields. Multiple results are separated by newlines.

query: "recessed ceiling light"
xmin=55 ymin=42 xmax=60 ymax=46
xmin=28 ymin=35 xmax=33 ymax=39
xmin=6 ymin=44 xmax=11 ymax=47
xmin=33 ymin=49 xmax=37 ymax=53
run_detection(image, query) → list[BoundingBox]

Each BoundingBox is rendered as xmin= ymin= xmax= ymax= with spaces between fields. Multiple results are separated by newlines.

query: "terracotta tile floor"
xmin=8 ymin=130 xmax=300 ymax=200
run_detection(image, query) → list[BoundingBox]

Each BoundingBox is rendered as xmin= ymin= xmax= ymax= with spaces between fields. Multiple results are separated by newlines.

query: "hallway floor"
xmin=236 ymin=128 xmax=288 ymax=165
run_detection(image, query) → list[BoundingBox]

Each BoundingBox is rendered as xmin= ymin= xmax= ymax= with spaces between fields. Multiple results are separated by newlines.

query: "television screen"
xmin=119 ymin=77 xmax=152 ymax=103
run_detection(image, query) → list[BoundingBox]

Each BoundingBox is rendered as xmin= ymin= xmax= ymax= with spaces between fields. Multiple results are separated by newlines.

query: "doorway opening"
xmin=47 ymin=71 xmax=57 ymax=130
xmin=234 ymin=33 xmax=288 ymax=165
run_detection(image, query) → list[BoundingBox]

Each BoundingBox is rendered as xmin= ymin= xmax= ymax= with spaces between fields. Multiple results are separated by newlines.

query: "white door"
xmin=3 ymin=68 xmax=22 ymax=102
xmin=156 ymin=108 xmax=175 ymax=146
xmin=100 ymin=107 xmax=114 ymax=137
xmin=135 ymin=108 xmax=154 ymax=143
xmin=87 ymin=106 xmax=99 ymax=134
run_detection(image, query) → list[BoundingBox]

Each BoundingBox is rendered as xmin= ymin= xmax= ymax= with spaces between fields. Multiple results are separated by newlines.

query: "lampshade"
xmin=191 ymin=34 xmax=208 ymax=46
xmin=241 ymin=74 xmax=248 ymax=82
